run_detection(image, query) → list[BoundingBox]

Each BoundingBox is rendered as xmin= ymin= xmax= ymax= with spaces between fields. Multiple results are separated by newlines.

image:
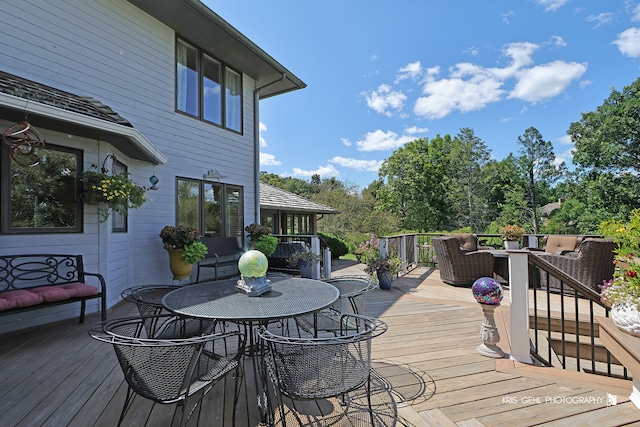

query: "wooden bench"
xmin=0 ymin=254 xmax=107 ymax=323
xmin=196 ymin=237 xmax=243 ymax=283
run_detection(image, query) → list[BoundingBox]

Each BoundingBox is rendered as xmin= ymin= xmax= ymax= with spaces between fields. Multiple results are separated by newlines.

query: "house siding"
xmin=0 ymin=0 xmax=260 ymax=333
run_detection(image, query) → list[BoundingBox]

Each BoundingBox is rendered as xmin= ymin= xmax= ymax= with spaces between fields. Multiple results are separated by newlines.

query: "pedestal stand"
xmin=477 ymin=304 xmax=506 ymax=358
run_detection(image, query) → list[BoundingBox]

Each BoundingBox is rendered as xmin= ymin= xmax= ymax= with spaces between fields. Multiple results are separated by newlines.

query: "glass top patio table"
xmin=162 ymin=277 xmax=340 ymax=322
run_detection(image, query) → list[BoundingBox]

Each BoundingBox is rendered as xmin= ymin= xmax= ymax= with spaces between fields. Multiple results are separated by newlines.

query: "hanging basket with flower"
xmin=81 ymin=165 xmax=147 ymax=222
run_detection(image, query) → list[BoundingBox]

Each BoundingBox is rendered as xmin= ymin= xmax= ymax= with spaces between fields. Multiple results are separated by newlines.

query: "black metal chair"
xmin=89 ymin=314 xmax=245 ymax=427
xmin=295 ymin=276 xmax=377 ymax=336
xmin=258 ymin=314 xmax=387 ymax=426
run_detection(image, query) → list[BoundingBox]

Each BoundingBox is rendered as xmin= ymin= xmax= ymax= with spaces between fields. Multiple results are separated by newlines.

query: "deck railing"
xmin=522 ymin=252 xmax=626 ymax=379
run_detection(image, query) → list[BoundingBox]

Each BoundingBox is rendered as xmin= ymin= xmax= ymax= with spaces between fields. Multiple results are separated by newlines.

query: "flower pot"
xmin=504 ymin=240 xmax=519 ymax=250
xmin=299 ymin=260 xmax=313 ymax=278
xmin=167 ymin=248 xmax=193 ymax=280
xmin=377 ymin=270 xmax=394 ymax=290
xmin=611 ymin=301 xmax=640 ymax=337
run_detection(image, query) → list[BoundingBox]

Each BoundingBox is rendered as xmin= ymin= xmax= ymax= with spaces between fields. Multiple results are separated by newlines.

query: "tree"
xmin=516 ymin=126 xmax=565 ymax=233
xmin=569 ymin=77 xmax=640 ymax=174
xmin=377 ymin=136 xmax=452 ymax=231
xmin=568 ymin=77 xmax=640 ymax=219
xmin=448 ymin=128 xmax=492 ymax=231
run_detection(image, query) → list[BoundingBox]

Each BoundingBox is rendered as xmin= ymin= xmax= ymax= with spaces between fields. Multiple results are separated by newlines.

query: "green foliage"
xmin=254 ymin=234 xmax=278 ymax=257
xmin=318 ymin=232 xmax=348 ymax=258
xmin=160 ymin=225 xmax=201 ymax=250
xmin=82 ymin=166 xmax=147 ymax=222
xmin=287 ymin=250 xmax=322 ymax=265
xmin=182 ymin=241 xmax=208 ymax=264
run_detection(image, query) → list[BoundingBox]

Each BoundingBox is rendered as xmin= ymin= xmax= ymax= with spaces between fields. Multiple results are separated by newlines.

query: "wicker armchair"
xmin=258 ymin=314 xmax=387 ymax=426
xmin=534 ymin=238 xmax=615 ymax=293
xmin=433 ymin=236 xmax=495 ymax=285
xmin=89 ymin=315 xmax=245 ymax=427
xmin=295 ymin=276 xmax=377 ymax=336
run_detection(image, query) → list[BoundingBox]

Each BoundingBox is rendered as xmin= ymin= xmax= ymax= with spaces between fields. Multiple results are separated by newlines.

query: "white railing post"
xmin=379 ymin=237 xmax=388 ymax=258
xmin=413 ymin=235 xmax=419 ymax=266
xmin=311 ymin=236 xmax=321 ymax=279
xmin=323 ymin=247 xmax=331 ymax=279
xmin=508 ymin=250 xmax=533 ymax=364
xmin=400 ymin=235 xmax=407 ymax=274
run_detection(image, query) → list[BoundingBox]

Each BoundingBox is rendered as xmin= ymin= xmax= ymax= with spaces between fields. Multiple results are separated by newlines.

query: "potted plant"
xmin=499 ymin=225 xmax=525 ymax=249
xmin=599 ymin=209 xmax=640 ymax=336
xmin=288 ymin=250 xmax=322 ymax=278
xmin=81 ymin=164 xmax=147 ymax=222
xmin=159 ymin=225 xmax=208 ymax=280
xmin=245 ymin=223 xmax=278 ymax=257
xmin=358 ymin=235 xmax=400 ymax=289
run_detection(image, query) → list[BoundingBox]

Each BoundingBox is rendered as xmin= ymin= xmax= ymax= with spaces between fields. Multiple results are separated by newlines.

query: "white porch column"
xmin=509 ymin=250 xmax=533 ymax=364
xmin=399 ymin=235 xmax=407 ymax=274
xmin=323 ymin=247 xmax=331 ymax=279
xmin=311 ymin=236 xmax=321 ymax=279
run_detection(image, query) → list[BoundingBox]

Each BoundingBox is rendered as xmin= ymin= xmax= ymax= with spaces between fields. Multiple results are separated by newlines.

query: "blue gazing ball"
xmin=472 ymin=277 xmax=503 ymax=305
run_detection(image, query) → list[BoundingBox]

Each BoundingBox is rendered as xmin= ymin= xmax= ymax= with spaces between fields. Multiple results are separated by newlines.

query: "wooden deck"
xmin=1 ymin=263 xmax=640 ymax=426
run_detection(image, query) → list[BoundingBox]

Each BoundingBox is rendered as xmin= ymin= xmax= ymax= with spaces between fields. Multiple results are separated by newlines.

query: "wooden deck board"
xmin=0 ymin=265 xmax=638 ymax=426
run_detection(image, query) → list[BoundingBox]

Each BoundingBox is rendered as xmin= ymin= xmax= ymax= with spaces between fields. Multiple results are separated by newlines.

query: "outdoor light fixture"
xmin=204 ymin=169 xmax=227 ymax=180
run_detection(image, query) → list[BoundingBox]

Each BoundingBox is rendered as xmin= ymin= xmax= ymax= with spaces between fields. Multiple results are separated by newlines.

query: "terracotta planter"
xmin=167 ymin=248 xmax=193 ymax=280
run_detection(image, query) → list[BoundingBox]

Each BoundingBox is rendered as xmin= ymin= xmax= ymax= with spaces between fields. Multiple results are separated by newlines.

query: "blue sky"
xmin=204 ymin=0 xmax=640 ymax=190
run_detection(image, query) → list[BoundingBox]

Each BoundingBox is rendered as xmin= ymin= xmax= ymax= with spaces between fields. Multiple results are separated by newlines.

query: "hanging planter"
xmin=81 ymin=165 xmax=147 ymax=222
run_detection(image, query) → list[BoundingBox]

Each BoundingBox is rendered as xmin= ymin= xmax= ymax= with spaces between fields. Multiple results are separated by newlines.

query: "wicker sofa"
xmin=533 ymin=238 xmax=615 ymax=293
xmin=433 ymin=237 xmax=495 ymax=286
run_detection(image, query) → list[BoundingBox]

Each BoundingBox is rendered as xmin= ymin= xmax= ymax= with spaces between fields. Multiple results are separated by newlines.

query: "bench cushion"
xmin=0 ymin=289 xmax=44 ymax=310
xmin=62 ymin=283 xmax=99 ymax=297
xmin=31 ymin=286 xmax=74 ymax=302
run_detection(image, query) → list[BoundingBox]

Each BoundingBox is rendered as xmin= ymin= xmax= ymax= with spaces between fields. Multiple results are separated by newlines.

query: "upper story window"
xmin=176 ymin=38 xmax=243 ymax=133
xmin=1 ymin=143 xmax=82 ymax=234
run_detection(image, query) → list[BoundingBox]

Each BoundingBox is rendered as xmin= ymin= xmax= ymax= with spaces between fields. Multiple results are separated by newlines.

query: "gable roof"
xmin=260 ymin=182 xmax=338 ymax=214
xmin=127 ymin=0 xmax=306 ymax=99
xmin=0 ymin=70 xmax=166 ymax=164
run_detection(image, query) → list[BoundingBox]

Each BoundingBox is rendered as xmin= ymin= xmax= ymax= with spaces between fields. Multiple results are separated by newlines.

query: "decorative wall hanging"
xmin=2 ymin=121 xmax=46 ymax=167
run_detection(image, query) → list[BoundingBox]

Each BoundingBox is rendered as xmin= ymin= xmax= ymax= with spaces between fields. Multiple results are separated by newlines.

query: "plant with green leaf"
xmin=159 ymin=225 xmax=208 ymax=263
xmin=82 ymin=165 xmax=147 ymax=222
xmin=288 ymin=249 xmax=322 ymax=266
xmin=254 ymin=234 xmax=278 ymax=257
xmin=182 ymin=240 xmax=209 ymax=264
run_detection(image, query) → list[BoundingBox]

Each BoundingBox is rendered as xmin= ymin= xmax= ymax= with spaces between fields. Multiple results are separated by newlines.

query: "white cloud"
xmin=340 ymin=137 xmax=352 ymax=146
xmin=395 ymin=61 xmax=422 ymax=82
xmin=259 ymin=122 xmax=268 ymax=147
xmin=260 ymin=152 xmax=281 ymax=166
xmin=632 ymin=4 xmax=640 ymax=22
xmin=558 ymin=134 xmax=573 ymax=145
xmin=554 ymin=147 xmax=574 ymax=166
xmin=614 ymin=27 xmax=640 ymax=57
xmin=535 ymin=0 xmax=570 ymax=12
xmin=414 ymin=74 xmax=504 ymax=119
xmin=363 ymin=84 xmax=407 ymax=117
xmin=329 ymin=156 xmax=383 ymax=172
xmin=405 ymin=126 xmax=429 ymax=134
xmin=464 ymin=47 xmax=479 ymax=56
xmin=355 ymin=129 xmax=416 ymax=152
xmin=586 ymin=12 xmax=614 ymax=28
xmin=509 ymin=60 xmax=587 ymax=102
xmin=503 ymin=11 xmax=514 ymax=24
xmin=579 ymin=79 xmax=592 ymax=89
xmin=292 ymin=164 xmax=340 ymax=178
xmin=550 ymin=35 xmax=567 ymax=47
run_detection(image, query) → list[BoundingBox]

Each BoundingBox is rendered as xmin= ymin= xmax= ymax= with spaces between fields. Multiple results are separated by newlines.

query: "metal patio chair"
xmin=258 ymin=314 xmax=387 ymax=426
xmin=295 ymin=276 xmax=377 ymax=336
xmin=89 ymin=314 xmax=245 ymax=427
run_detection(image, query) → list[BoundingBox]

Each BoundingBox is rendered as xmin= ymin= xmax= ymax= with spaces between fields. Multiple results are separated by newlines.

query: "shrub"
xmin=318 ymin=232 xmax=348 ymax=258
xmin=254 ymin=234 xmax=278 ymax=257
xmin=182 ymin=241 xmax=208 ymax=264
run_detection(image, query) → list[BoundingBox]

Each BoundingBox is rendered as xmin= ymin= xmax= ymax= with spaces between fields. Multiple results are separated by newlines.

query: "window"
xmin=176 ymin=38 xmax=243 ymax=133
xmin=1 ymin=143 xmax=82 ymax=233
xmin=285 ymin=213 xmax=312 ymax=235
xmin=176 ymin=178 xmax=243 ymax=239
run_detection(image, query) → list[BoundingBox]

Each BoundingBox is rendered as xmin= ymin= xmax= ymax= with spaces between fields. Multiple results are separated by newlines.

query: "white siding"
xmin=0 ymin=0 xmax=260 ymax=333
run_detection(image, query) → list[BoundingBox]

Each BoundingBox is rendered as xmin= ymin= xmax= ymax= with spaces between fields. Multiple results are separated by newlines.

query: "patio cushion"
xmin=0 ymin=289 xmax=44 ymax=308
xmin=31 ymin=286 xmax=73 ymax=302
xmin=451 ymin=234 xmax=477 ymax=251
xmin=0 ymin=296 xmax=17 ymax=311
xmin=62 ymin=283 xmax=99 ymax=297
